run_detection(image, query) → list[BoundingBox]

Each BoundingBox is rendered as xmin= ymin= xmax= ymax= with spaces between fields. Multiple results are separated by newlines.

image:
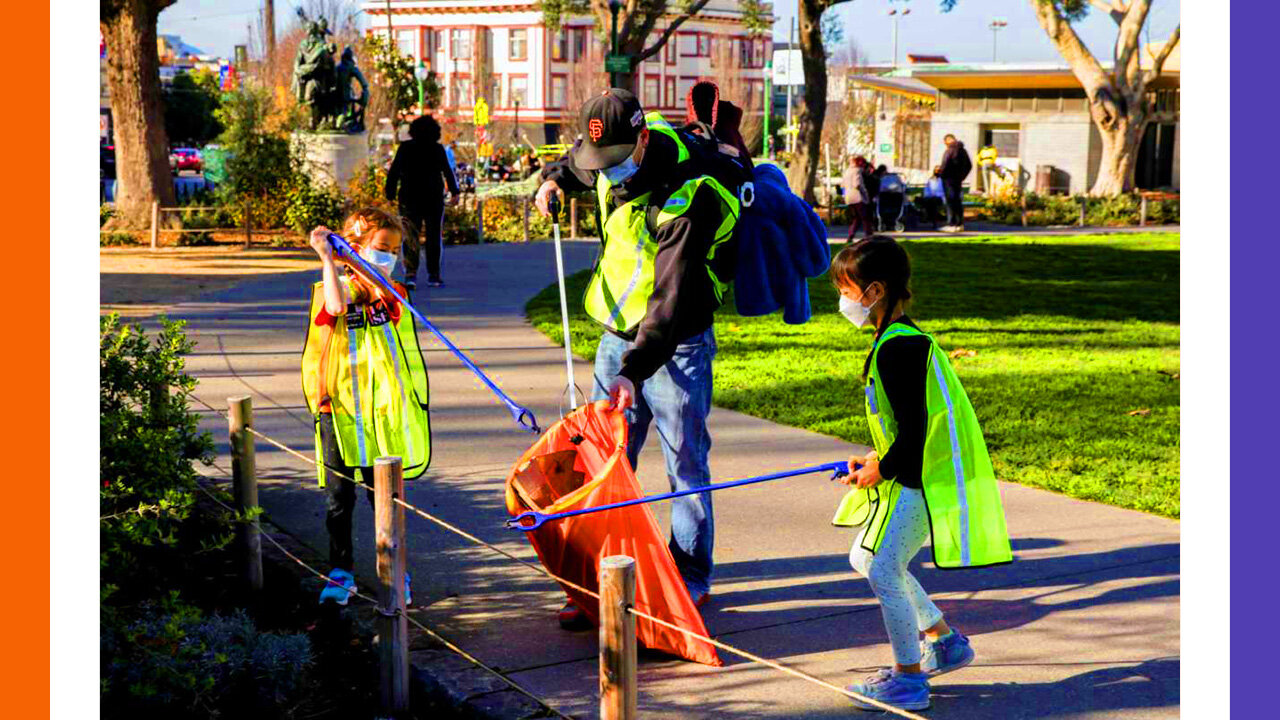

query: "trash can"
xmin=1036 ymin=165 xmax=1054 ymax=194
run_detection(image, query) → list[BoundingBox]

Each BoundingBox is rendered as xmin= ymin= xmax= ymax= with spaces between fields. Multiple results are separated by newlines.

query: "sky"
xmin=156 ymin=0 xmax=1180 ymax=67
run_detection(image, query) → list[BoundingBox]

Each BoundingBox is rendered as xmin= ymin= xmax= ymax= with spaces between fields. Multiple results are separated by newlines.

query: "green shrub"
xmin=100 ymin=314 xmax=218 ymax=602
xmin=101 ymin=604 xmax=311 ymax=718
xmin=1086 ymin=193 xmax=1140 ymax=226
xmin=174 ymin=231 xmax=215 ymax=247
xmin=101 ymin=204 xmax=115 ymax=227
xmin=101 ymin=231 xmax=137 ymax=247
xmin=284 ymin=178 xmax=345 ymax=233
xmin=984 ymin=192 xmax=1179 ymax=227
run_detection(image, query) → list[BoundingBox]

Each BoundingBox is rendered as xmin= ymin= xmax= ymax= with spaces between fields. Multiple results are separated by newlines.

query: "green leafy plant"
xmin=100 ymin=314 xmax=218 ymax=601
xmin=102 ymin=604 xmax=311 ymax=718
xmin=100 ymin=231 xmax=137 ymax=247
xmin=283 ymin=175 xmax=345 ymax=233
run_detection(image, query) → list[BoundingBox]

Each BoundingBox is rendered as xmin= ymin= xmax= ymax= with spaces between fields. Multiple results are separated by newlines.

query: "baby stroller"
xmin=875 ymin=173 xmax=907 ymax=232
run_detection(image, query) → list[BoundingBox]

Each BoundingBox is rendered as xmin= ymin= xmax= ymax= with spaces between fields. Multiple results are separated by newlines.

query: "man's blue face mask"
xmin=601 ymin=155 xmax=640 ymax=186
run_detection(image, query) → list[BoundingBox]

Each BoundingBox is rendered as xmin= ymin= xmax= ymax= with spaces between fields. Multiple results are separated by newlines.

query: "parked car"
xmin=169 ymin=147 xmax=203 ymax=175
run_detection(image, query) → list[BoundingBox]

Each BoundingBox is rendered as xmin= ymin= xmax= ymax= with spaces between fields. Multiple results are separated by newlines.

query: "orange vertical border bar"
xmin=4 ymin=0 xmax=49 ymax=714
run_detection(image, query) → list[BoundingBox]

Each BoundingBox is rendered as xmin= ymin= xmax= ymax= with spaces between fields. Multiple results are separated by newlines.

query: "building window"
xmin=509 ymin=28 xmax=528 ymax=61
xmin=983 ymin=127 xmax=1020 ymax=158
xmin=397 ymin=29 xmax=416 ymax=61
xmin=574 ymin=28 xmax=588 ymax=60
xmin=551 ymin=29 xmax=567 ymax=61
xmin=664 ymin=77 xmax=675 ymax=107
xmin=550 ymin=74 xmax=567 ymax=108
xmin=450 ymin=29 xmax=471 ymax=60
xmin=486 ymin=75 xmax=502 ymax=105
xmin=679 ymin=33 xmax=698 ymax=57
xmin=664 ymin=36 xmax=676 ymax=65
xmin=434 ymin=30 xmax=445 ymax=60
xmin=510 ymin=75 xmax=528 ymax=107
xmin=676 ymin=76 xmax=695 ymax=104
xmin=451 ymin=76 xmax=472 ymax=107
xmin=698 ymin=33 xmax=711 ymax=57
xmin=643 ymin=75 xmax=660 ymax=107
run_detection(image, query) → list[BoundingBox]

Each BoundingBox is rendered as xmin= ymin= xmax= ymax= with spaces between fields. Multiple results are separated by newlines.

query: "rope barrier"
xmin=190 ymin=393 xmax=927 ymax=718
xmin=189 ymin=474 xmax=572 ymax=720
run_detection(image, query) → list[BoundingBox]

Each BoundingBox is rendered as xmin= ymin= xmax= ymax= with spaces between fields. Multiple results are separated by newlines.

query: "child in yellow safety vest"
xmin=829 ymin=236 xmax=1011 ymax=712
xmin=303 ymin=207 xmax=432 ymax=607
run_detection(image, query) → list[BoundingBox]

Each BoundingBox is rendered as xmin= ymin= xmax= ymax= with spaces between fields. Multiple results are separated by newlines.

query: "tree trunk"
xmin=101 ymin=0 xmax=177 ymax=229
xmin=787 ymin=0 xmax=828 ymax=203
xmin=1089 ymin=112 xmax=1143 ymax=196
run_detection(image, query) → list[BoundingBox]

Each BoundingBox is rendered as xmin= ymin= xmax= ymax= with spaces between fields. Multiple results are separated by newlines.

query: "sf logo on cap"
xmin=588 ymin=118 xmax=604 ymax=141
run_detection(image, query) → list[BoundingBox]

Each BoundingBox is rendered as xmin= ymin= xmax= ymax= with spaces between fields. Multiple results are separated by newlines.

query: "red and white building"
xmin=364 ymin=0 xmax=772 ymax=144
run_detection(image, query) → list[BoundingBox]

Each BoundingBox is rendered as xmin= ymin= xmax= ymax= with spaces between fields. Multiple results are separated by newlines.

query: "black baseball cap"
xmin=574 ymin=88 xmax=645 ymax=170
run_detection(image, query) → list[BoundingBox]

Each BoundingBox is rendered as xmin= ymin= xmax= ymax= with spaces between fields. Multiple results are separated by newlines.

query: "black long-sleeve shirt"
xmin=872 ymin=317 xmax=930 ymax=490
xmin=385 ymin=139 xmax=460 ymax=212
xmin=541 ymin=132 xmax=733 ymax=384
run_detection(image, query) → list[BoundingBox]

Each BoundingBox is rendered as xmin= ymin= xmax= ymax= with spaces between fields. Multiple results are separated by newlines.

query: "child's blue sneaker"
xmin=921 ymin=630 xmax=974 ymax=677
xmin=846 ymin=670 xmax=931 ymax=711
xmin=319 ymin=569 xmax=357 ymax=606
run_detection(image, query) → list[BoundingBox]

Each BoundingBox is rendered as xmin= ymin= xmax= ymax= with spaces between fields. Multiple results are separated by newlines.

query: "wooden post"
xmin=476 ymin=198 xmax=485 ymax=245
xmin=375 ymin=456 xmax=410 ymax=716
xmin=1020 ymin=194 xmax=1028 ymax=227
xmin=243 ymin=198 xmax=253 ymax=249
xmin=149 ymin=200 xmax=160 ymax=250
xmin=522 ymin=196 xmax=531 ymax=242
xmin=599 ymin=555 xmax=637 ymax=720
xmin=1140 ymin=194 xmax=1149 ymax=226
xmin=1079 ymin=196 xmax=1087 ymax=227
xmin=570 ymin=197 xmax=578 ymax=240
xmin=228 ymin=396 xmax=263 ymax=593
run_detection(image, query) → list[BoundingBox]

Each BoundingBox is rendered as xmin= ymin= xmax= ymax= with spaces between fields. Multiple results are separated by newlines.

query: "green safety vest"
xmin=582 ymin=112 xmax=740 ymax=334
xmin=833 ymin=322 xmax=1011 ymax=569
xmin=301 ymin=280 xmax=432 ymax=485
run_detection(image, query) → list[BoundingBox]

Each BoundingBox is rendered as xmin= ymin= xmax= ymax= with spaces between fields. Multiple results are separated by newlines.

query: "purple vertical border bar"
xmin=1233 ymin=5 xmax=1272 ymax=715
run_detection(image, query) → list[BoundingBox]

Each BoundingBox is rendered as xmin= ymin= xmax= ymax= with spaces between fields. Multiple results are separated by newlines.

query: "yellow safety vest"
xmin=301 ymin=279 xmax=431 ymax=485
xmin=582 ymin=112 xmax=740 ymax=334
xmin=833 ymin=322 xmax=1012 ymax=569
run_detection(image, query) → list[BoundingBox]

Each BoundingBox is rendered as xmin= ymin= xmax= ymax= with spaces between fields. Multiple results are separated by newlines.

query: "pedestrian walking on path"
xmin=535 ymin=88 xmax=746 ymax=627
xmin=385 ymin=115 xmax=460 ymax=290
xmin=828 ymin=236 xmax=1011 ymax=712
xmin=301 ymin=207 xmax=432 ymax=607
xmin=939 ymin=134 xmax=972 ymax=232
xmin=842 ymin=155 xmax=873 ymax=241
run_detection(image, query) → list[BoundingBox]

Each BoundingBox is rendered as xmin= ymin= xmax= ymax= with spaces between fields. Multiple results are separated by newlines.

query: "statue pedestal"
xmin=292 ymin=131 xmax=370 ymax=191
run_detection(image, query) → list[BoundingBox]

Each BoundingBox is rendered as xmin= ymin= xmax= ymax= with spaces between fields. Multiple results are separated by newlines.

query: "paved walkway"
xmin=159 ymin=240 xmax=1177 ymax=719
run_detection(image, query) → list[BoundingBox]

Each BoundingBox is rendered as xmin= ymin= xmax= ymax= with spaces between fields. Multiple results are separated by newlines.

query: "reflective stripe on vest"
xmin=347 ymin=320 xmax=369 ymax=466
xmin=835 ymin=322 xmax=1011 ymax=568
xmin=583 ymin=112 xmax=739 ymax=333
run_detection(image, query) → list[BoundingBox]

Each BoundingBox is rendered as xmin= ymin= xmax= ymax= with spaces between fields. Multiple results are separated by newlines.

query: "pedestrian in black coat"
xmin=385 ymin=115 xmax=460 ymax=288
xmin=939 ymin=134 xmax=972 ymax=232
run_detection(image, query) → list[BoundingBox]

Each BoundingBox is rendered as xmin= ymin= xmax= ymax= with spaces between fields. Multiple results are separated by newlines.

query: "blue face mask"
xmin=601 ymin=156 xmax=640 ymax=186
xmin=360 ymin=247 xmax=398 ymax=276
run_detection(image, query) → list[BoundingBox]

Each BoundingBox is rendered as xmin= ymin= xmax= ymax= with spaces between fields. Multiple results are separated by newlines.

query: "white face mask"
xmin=839 ymin=293 xmax=879 ymax=328
xmin=601 ymin=155 xmax=640 ymax=186
xmin=360 ymin=247 xmax=397 ymax=276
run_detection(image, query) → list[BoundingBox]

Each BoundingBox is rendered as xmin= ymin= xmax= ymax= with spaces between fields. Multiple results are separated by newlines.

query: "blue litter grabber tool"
xmin=327 ymin=232 xmax=540 ymax=434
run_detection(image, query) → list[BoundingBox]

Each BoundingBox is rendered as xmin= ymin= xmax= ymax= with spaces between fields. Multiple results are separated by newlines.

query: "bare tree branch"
xmin=1113 ymin=0 xmax=1149 ymax=88
xmin=1089 ymin=0 xmax=1126 ymax=25
xmin=1144 ymin=24 xmax=1180 ymax=83
xmin=637 ymin=0 xmax=713 ymax=62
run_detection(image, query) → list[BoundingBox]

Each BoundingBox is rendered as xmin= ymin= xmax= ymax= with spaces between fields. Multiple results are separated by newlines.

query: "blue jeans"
xmin=592 ymin=328 xmax=716 ymax=596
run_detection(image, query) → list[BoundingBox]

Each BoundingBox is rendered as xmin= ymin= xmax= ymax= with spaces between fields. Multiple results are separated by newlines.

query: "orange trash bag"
xmin=505 ymin=400 xmax=722 ymax=666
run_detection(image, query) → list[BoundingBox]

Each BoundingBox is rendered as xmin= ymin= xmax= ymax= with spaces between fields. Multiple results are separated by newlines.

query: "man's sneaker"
xmin=687 ymin=585 xmax=711 ymax=609
xmin=319 ymin=569 xmax=357 ymax=606
xmin=426 ymin=278 xmax=445 ymax=288
xmin=403 ymin=278 xmax=417 ymax=291
xmin=846 ymin=670 xmax=931 ymax=712
xmin=920 ymin=630 xmax=974 ymax=676
xmin=558 ymin=600 xmax=591 ymax=630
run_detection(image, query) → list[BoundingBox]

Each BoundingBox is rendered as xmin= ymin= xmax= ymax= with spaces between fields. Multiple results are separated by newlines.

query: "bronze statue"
xmin=290 ymin=10 xmax=365 ymax=133
xmin=335 ymin=47 xmax=369 ymax=133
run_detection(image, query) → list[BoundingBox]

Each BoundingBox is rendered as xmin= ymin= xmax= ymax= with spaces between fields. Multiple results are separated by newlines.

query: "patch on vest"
xmin=366 ymin=302 xmax=391 ymax=327
xmin=344 ymin=304 xmax=366 ymax=329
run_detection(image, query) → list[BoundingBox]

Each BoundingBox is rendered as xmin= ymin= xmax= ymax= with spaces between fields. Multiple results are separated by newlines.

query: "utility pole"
xmin=989 ymin=18 xmax=1008 ymax=62
xmin=263 ymin=0 xmax=275 ymax=59
xmin=785 ymin=16 xmax=794 ymax=154
xmin=385 ymin=0 xmax=394 ymax=40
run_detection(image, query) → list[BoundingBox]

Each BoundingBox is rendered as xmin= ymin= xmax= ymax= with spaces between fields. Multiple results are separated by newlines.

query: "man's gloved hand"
xmin=607 ymin=375 xmax=635 ymax=413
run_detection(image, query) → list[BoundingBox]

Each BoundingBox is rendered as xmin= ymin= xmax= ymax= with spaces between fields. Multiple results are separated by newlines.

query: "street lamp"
xmin=989 ymin=18 xmax=1008 ymax=62
xmin=609 ymin=0 xmax=623 ymax=88
xmin=888 ymin=0 xmax=911 ymax=71
xmin=414 ymin=60 xmax=428 ymax=113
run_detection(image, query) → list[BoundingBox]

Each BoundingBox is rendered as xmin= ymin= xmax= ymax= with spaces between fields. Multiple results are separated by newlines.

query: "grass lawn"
xmin=527 ymin=233 xmax=1180 ymax=518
